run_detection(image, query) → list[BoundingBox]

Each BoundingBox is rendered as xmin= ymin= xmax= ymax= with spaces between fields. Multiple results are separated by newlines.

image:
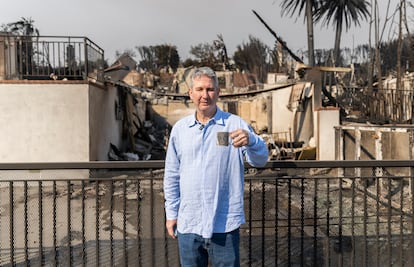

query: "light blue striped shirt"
xmin=164 ymin=108 xmax=268 ymax=238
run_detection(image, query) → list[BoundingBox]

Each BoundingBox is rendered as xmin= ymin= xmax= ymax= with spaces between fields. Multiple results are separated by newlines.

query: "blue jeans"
xmin=177 ymin=228 xmax=240 ymax=267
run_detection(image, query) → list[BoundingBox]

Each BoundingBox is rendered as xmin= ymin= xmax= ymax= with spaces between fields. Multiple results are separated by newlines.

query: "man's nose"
xmin=201 ymin=89 xmax=209 ymax=97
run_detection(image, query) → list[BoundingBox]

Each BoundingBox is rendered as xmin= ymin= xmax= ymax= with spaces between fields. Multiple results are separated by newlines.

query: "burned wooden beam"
xmin=252 ymin=9 xmax=304 ymax=64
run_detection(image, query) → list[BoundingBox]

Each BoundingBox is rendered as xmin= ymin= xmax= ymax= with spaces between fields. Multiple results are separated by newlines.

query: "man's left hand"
xmin=230 ymin=129 xmax=249 ymax=147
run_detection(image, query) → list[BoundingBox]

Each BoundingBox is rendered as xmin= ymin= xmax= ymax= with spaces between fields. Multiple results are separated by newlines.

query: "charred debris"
xmin=101 ymin=53 xmax=325 ymax=162
xmin=102 ymin=13 xmax=414 ymax=162
xmin=102 ymin=54 xmax=279 ymax=162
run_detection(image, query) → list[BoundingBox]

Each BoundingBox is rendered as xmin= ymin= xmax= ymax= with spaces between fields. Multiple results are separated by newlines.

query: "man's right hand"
xmin=166 ymin=219 xmax=178 ymax=239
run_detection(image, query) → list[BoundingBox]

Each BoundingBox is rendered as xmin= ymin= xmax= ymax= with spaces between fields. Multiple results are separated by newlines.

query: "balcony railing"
xmin=0 ymin=160 xmax=413 ymax=266
xmin=0 ymin=34 xmax=104 ymax=81
xmin=338 ymin=87 xmax=414 ymax=124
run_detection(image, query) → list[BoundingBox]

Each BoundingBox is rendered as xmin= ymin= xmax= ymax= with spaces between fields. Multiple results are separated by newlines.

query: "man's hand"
xmin=230 ymin=129 xmax=249 ymax=147
xmin=166 ymin=219 xmax=178 ymax=239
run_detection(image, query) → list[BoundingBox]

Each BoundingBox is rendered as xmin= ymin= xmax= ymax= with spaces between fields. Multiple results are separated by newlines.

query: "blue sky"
xmin=1 ymin=0 xmax=401 ymax=64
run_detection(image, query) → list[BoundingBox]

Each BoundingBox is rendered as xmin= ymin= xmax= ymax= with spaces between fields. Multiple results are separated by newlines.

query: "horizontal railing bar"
xmin=0 ymin=160 xmax=414 ymax=170
xmin=262 ymin=160 xmax=414 ymax=168
xmin=0 ymin=161 xmax=166 ymax=170
xmin=0 ymin=34 xmax=89 ymax=38
xmin=0 ymin=175 xmax=407 ymax=183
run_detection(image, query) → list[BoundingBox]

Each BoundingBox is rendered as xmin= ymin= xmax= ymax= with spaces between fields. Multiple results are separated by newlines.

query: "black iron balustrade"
xmin=338 ymin=86 xmax=414 ymax=124
xmin=0 ymin=160 xmax=413 ymax=266
xmin=0 ymin=34 xmax=104 ymax=81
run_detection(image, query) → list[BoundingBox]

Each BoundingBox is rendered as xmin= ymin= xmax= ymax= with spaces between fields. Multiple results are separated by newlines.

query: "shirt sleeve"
xmin=163 ymin=128 xmax=181 ymax=220
xmin=244 ymin=126 xmax=269 ymax=167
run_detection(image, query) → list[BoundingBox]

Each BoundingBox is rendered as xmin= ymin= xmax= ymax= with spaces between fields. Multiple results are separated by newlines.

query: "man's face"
xmin=189 ymin=75 xmax=220 ymax=114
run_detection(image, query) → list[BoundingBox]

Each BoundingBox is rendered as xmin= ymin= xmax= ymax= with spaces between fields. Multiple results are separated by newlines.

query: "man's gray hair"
xmin=189 ymin=67 xmax=219 ymax=89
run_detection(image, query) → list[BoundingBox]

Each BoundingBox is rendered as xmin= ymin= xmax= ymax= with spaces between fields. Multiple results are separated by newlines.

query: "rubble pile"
xmin=104 ymin=55 xmax=168 ymax=161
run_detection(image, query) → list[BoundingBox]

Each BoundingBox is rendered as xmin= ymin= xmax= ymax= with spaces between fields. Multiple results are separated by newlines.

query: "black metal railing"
xmin=0 ymin=160 xmax=414 ymax=266
xmin=0 ymin=34 xmax=104 ymax=80
xmin=338 ymin=87 xmax=414 ymax=124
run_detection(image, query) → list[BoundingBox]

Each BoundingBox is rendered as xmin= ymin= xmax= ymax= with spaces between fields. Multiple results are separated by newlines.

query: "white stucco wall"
xmin=271 ymin=87 xmax=295 ymax=136
xmin=0 ymin=81 xmax=124 ymax=179
xmin=89 ymin=84 xmax=123 ymax=160
xmin=0 ymin=82 xmax=90 ymax=162
xmin=316 ymin=108 xmax=340 ymax=160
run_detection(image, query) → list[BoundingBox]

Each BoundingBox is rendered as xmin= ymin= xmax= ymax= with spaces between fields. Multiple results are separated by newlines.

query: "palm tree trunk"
xmin=367 ymin=0 xmax=374 ymax=93
xmin=333 ymin=21 xmax=342 ymax=66
xmin=374 ymin=0 xmax=382 ymax=91
xmin=397 ymin=0 xmax=403 ymax=119
xmin=305 ymin=0 xmax=315 ymax=66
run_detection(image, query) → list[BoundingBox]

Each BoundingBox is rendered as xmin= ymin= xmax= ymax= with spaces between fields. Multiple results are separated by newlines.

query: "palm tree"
xmin=315 ymin=0 xmax=370 ymax=66
xmin=5 ymin=17 xmax=39 ymax=36
xmin=280 ymin=0 xmax=319 ymax=66
xmin=3 ymin=17 xmax=40 ymax=76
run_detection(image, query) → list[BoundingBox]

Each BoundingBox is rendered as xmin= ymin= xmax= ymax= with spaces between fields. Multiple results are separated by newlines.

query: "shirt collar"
xmin=188 ymin=107 xmax=226 ymax=128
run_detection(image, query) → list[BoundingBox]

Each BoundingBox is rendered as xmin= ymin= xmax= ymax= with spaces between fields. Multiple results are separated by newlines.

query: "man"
xmin=164 ymin=67 xmax=268 ymax=266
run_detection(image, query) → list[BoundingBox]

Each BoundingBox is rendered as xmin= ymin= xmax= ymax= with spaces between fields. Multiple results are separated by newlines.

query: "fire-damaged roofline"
xmin=148 ymin=82 xmax=296 ymax=99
